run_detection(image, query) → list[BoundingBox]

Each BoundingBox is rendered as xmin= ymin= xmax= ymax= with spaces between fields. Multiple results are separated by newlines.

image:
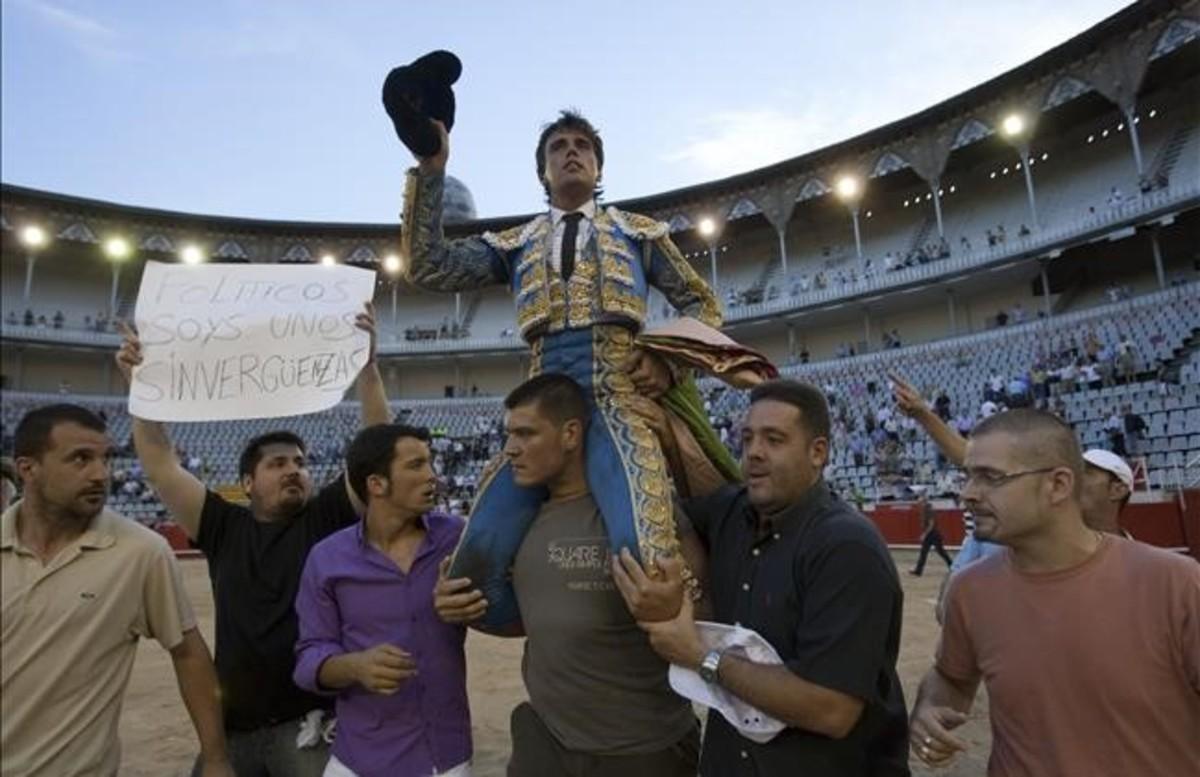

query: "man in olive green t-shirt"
xmin=434 ymin=374 xmax=703 ymax=777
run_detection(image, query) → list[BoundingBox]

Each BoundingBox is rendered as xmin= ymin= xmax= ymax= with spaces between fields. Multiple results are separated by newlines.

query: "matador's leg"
xmin=586 ymin=326 xmax=681 ymax=567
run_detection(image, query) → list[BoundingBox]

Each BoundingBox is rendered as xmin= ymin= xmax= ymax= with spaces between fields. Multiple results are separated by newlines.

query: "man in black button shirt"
xmin=633 ymin=379 xmax=910 ymax=776
xmin=115 ymin=304 xmax=392 ymax=777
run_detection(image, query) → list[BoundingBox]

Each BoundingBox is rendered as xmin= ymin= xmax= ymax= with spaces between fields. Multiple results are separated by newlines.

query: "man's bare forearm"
xmin=132 ymin=417 xmax=179 ymax=478
xmin=914 ymin=409 xmax=967 ymax=466
xmin=170 ymin=630 xmax=228 ymax=765
xmin=357 ymin=363 xmax=391 ymax=428
xmin=131 ymin=416 xmax=206 ymax=536
xmin=914 ymin=667 xmax=977 ymax=714
xmin=717 ymin=655 xmax=864 ymax=739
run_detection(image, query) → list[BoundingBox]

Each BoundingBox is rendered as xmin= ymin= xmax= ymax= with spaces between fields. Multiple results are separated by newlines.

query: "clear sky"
xmin=1 ymin=0 xmax=1130 ymax=222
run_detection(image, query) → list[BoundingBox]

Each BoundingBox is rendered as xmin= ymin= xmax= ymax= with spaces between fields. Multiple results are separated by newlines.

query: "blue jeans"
xmin=190 ymin=717 xmax=329 ymax=777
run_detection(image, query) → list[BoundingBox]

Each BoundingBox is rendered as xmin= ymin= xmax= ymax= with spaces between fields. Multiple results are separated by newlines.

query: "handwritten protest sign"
xmin=128 ymin=260 xmax=377 ymax=421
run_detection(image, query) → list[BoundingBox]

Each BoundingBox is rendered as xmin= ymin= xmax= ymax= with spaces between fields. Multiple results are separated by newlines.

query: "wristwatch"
xmin=698 ymin=648 xmax=723 ymax=684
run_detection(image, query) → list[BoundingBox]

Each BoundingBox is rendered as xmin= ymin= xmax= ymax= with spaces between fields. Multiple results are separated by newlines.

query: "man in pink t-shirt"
xmin=909 ymin=409 xmax=1200 ymax=776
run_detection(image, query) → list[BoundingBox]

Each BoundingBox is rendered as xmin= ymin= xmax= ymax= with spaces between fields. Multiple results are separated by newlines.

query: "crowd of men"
xmin=2 ymin=314 xmax=1198 ymax=776
xmin=3 ymin=98 xmax=1197 ymax=777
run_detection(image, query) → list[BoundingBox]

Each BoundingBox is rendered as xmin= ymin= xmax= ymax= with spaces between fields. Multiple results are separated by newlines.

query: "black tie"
xmin=560 ymin=212 xmax=584 ymax=281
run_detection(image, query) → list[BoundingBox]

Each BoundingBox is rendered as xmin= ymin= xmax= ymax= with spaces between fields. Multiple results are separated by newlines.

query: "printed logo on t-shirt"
xmin=546 ymin=536 xmax=615 ymax=592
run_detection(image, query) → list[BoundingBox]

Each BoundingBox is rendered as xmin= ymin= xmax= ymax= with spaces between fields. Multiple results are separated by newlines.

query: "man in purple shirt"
xmin=294 ymin=424 xmax=471 ymax=777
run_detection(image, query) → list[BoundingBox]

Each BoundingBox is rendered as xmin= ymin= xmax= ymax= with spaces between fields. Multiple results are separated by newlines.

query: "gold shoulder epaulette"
xmin=482 ymin=215 xmax=547 ymax=252
xmin=606 ymin=207 xmax=669 ymax=241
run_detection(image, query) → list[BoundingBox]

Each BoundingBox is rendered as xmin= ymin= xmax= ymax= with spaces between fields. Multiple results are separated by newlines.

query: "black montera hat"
xmin=381 ymin=50 xmax=462 ymax=158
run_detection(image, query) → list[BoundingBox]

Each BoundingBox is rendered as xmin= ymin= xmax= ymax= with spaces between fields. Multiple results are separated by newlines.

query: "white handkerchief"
xmin=669 ymin=621 xmax=787 ymax=743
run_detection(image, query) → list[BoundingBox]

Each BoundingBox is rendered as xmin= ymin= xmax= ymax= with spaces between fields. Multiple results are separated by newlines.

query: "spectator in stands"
xmin=1017 ymin=224 xmax=1031 ymax=238
xmin=1030 ymin=365 xmax=1048 ymax=405
xmin=0 ymin=456 xmax=17 ymax=511
xmin=1058 ymin=360 xmax=1079 ymax=395
xmin=1122 ymin=405 xmax=1147 ymax=457
xmin=1103 ymin=408 xmax=1126 ymax=455
xmin=959 ymin=236 xmax=971 ymax=253
xmin=1 ymin=404 xmax=232 ymax=776
xmin=850 ymin=429 xmax=870 ymax=467
xmin=114 ymin=304 xmax=390 ymax=777
xmin=1082 ymin=361 xmax=1102 ymax=391
xmin=933 ymin=390 xmax=951 ymax=421
xmin=22 ymin=309 xmax=33 ymax=326
xmin=630 ymin=380 xmax=909 ymax=774
xmin=996 ymin=224 xmax=1006 ymax=243
xmin=52 ymin=310 xmax=64 ymax=329
xmin=1005 ymin=374 xmax=1029 ymax=408
xmin=1010 ymin=302 xmax=1026 ymax=324
xmin=910 ymin=493 xmax=952 ymax=576
xmin=994 ymin=309 xmax=1009 ymax=327
xmin=954 ymin=411 xmax=974 ymax=437
xmin=909 ymin=409 xmax=1200 ymax=776
xmin=434 ymin=374 xmax=705 ymax=776
xmin=1116 ymin=336 xmax=1136 ymax=383
xmin=1106 ymin=185 xmax=1123 ymax=208
xmin=294 ymin=423 xmax=470 ymax=777
xmin=979 ymin=398 xmax=999 ymax=419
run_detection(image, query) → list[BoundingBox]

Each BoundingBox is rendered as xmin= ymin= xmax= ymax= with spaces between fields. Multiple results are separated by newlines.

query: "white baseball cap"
xmin=1083 ymin=449 xmax=1134 ymax=490
xmin=668 ymin=621 xmax=787 ymax=744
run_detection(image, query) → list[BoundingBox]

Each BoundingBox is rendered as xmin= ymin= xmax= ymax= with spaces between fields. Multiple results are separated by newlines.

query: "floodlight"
xmin=20 ymin=225 xmax=47 ymax=248
xmin=1001 ymin=114 xmax=1025 ymax=137
xmin=104 ymin=237 xmax=131 ymax=261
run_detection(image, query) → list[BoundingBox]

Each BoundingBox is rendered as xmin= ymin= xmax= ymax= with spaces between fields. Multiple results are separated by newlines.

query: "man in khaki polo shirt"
xmin=1 ymin=404 xmax=234 ymax=777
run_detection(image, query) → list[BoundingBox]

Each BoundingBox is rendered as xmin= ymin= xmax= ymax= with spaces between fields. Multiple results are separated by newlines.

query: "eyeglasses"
xmin=962 ymin=467 xmax=1057 ymax=490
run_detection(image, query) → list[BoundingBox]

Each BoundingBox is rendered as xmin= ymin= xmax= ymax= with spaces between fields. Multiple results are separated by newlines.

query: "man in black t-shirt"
xmin=630 ymin=379 xmax=910 ymax=776
xmin=115 ymin=304 xmax=392 ymax=777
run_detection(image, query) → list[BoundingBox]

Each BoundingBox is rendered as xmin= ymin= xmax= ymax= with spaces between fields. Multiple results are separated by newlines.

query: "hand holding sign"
xmin=128 ymin=261 xmax=378 ymax=422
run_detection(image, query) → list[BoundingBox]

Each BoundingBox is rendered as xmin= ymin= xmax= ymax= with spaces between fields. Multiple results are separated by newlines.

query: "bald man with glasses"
xmin=908 ymin=409 xmax=1200 ymax=777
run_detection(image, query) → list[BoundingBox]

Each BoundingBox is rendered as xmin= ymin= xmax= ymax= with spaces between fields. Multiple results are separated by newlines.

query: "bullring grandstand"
xmin=2 ymin=1 xmax=1199 ymax=549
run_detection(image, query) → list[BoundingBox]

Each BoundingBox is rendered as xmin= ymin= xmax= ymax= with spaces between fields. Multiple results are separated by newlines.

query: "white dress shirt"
xmin=548 ymin=200 xmax=597 ymax=275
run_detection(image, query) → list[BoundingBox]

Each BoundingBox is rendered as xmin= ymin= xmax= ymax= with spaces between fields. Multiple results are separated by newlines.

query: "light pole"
xmin=383 ymin=254 xmax=402 ymax=328
xmin=104 ymin=237 xmax=132 ymax=316
xmin=20 ymin=225 xmax=48 ymax=303
xmin=698 ymin=217 xmax=719 ymax=290
xmin=835 ymin=175 xmax=864 ymax=260
xmin=1001 ymin=113 xmax=1039 ymax=229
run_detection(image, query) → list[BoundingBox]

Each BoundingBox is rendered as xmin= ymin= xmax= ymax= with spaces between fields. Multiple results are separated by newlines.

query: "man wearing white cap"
xmin=891 ymin=376 xmax=1136 ymax=540
xmin=1079 ymin=449 xmax=1134 ymax=538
